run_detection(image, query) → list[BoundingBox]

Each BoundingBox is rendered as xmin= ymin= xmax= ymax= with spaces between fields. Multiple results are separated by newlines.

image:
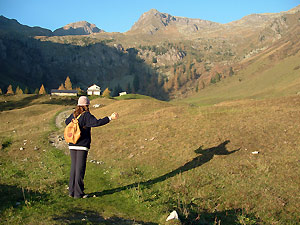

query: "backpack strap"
xmin=74 ymin=111 xmax=86 ymax=120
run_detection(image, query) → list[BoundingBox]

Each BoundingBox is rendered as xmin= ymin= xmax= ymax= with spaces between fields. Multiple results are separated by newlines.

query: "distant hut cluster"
xmin=51 ymin=83 xmax=106 ymax=96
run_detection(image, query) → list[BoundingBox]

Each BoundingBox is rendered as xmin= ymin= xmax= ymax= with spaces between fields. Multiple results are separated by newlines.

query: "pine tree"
xmin=102 ymin=88 xmax=111 ymax=98
xmin=39 ymin=84 xmax=47 ymax=95
xmin=6 ymin=85 xmax=14 ymax=95
xmin=133 ymin=75 xmax=140 ymax=93
xmin=34 ymin=88 xmax=39 ymax=95
xmin=229 ymin=67 xmax=234 ymax=77
xmin=65 ymin=76 xmax=72 ymax=90
xmin=202 ymin=81 xmax=206 ymax=89
xmin=195 ymin=83 xmax=199 ymax=92
xmin=113 ymin=84 xmax=122 ymax=97
xmin=126 ymin=83 xmax=132 ymax=94
xmin=15 ymin=86 xmax=23 ymax=95
xmin=24 ymin=87 xmax=29 ymax=94
xmin=58 ymin=83 xmax=65 ymax=90
xmin=174 ymin=74 xmax=181 ymax=90
xmin=210 ymin=77 xmax=216 ymax=84
xmin=215 ymin=73 xmax=222 ymax=82
xmin=0 ymin=88 xmax=2 ymax=95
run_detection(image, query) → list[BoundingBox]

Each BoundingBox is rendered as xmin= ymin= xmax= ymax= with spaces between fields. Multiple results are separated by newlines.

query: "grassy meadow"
xmin=1 ymin=88 xmax=300 ymax=224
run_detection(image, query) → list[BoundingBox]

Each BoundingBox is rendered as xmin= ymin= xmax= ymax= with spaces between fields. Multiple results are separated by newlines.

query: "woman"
xmin=65 ymin=96 xmax=118 ymax=198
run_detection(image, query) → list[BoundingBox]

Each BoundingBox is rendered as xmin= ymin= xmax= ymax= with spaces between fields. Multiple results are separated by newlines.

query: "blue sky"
xmin=0 ymin=0 xmax=299 ymax=32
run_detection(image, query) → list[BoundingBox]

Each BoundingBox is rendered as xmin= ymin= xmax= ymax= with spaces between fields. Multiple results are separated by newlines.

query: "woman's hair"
xmin=73 ymin=105 xmax=89 ymax=118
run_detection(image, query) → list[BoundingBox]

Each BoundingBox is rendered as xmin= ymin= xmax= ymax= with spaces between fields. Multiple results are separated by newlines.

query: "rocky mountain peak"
xmin=128 ymin=9 xmax=220 ymax=35
xmin=53 ymin=21 xmax=104 ymax=36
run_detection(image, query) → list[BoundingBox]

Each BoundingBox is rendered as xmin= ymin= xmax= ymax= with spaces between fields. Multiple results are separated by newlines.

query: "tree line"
xmin=2 ymin=84 xmax=47 ymax=95
xmin=1 ymin=75 xmax=138 ymax=98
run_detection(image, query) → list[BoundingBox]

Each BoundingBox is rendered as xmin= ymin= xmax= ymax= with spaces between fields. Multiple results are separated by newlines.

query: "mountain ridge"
xmin=2 ymin=4 xmax=299 ymax=35
xmin=0 ymin=5 xmax=299 ymax=99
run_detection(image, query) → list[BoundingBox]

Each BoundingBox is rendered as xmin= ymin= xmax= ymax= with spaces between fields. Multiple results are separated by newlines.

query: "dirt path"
xmin=56 ymin=110 xmax=72 ymax=129
xmin=49 ymin=109 xmax=72 ymax=152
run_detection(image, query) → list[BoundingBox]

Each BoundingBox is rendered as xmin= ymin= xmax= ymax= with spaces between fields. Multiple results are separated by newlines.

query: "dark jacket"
xmin=65 ymin=111 xmax=110 ymax=149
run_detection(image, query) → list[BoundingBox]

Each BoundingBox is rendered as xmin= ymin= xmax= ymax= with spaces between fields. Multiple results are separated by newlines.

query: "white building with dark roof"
xmin=87 ymin=84 xmax=101 ymax=96
xmin=51 ymin=89 xmax=78 ymax=96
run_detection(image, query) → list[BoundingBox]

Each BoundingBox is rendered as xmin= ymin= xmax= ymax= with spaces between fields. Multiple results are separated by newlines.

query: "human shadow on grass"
xmin=0 ymin=184 xmax=49 ymax=212
xmin=53 ymin=208 xmax=158 ymax=225
xmin=90 ymin=140 xmax=239 ymax=197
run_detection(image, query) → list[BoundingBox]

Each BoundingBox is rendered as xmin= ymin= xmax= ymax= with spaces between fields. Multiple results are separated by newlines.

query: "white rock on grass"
xmin=19 ymin=147 xmax=24 ymax=151
xmin=166 ymin=210 xmax=180 ymax=221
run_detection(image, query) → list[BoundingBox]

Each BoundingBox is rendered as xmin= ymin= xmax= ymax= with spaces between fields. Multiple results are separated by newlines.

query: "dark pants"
xmin=69 ymin=149 xmax=88 ymax=198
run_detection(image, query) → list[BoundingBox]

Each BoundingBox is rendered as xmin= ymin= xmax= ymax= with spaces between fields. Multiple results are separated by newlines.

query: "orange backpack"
xmin=64 ymin=113 xmax=84 ymax=144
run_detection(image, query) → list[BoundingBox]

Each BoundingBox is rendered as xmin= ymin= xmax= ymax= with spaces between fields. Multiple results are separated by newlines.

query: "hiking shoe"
xmin=82 ymin=194 xmax=88 ymax=199
xmin=74 ymin=194 xmax=88 ymax=199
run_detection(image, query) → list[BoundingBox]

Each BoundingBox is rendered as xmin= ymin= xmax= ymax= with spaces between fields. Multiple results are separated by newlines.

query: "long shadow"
xmin=90 ymin=140 xmax=239 ymax=197
xmin=53 ymin=208 xmax=158 ymax=225
xmin=0 ymin=184 xmax=49 ymax=212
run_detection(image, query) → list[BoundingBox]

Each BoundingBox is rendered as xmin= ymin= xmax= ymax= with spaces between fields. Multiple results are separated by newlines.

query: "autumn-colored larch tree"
xmin=6 ymin=85 xmax=14 ymax=95
xmin=58 ymin=83 xmax=65 ymax=90
xmin=39 ymin=84 xmax=47 ymax=95
xmin=64 ymin=76 xmax=72 ymax=90
xmin=102 ymin=88 xmax=111 ymax=98
xmin=15 ymin=86 xmax=24 ymax=95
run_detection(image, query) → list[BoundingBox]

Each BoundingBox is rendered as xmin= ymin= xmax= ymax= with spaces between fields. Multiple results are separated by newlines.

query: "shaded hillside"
xmin=0 ymin=15 xmax=52 ymax=36
xmin=0 ymin=30 xmax=168 ymax=99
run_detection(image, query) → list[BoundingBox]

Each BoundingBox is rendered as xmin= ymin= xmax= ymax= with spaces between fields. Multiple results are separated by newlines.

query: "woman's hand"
xmin=110 ymin=112 xmax=119 ymax=120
